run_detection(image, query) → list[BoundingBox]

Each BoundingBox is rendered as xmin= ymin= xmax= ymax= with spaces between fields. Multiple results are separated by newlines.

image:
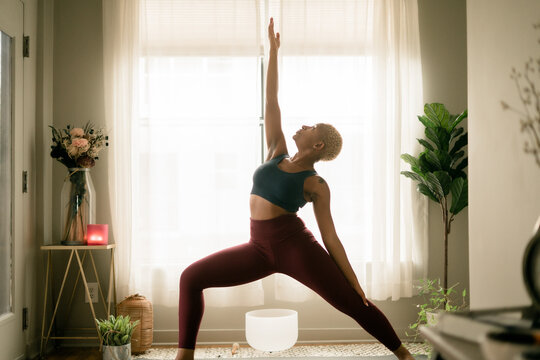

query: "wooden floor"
xmin=41 ymin=347 xmax=101 ymax=360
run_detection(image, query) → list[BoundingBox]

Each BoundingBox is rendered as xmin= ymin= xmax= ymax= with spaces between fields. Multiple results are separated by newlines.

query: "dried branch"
xmin=503 ymin=23 xmax=540 ymax=169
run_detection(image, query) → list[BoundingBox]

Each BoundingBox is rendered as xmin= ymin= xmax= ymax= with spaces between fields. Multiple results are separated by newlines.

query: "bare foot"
xmin=393 ymin=344 xmax=415 ymax=360
xmin=174 ymin=348 xmax=194 ymax=360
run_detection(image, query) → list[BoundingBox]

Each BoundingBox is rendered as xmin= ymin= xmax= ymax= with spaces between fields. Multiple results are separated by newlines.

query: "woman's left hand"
xmin=352 ymin=283 xmax=370 ymax=307
xmin=268 ymin=18 xmax=280 ymax=51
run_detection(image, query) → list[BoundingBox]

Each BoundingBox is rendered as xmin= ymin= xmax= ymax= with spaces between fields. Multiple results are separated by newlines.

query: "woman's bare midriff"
xmin=250 ymin=194 xmax=295 ymax=220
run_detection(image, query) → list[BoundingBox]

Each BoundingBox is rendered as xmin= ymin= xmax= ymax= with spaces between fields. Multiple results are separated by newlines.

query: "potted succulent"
xmin=96 ymin=314 xmax=140 ymax=360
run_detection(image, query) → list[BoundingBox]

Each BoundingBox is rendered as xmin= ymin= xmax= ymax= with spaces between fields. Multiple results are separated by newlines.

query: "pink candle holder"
xmin=86 ymin=224 xmax=109 ymax=245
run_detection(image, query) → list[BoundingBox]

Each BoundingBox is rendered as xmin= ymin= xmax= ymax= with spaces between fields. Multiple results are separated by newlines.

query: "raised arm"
xmin=265 ymin=18 xmax=288 ymax=160
xmin=308 ymin=176 xmax=370 ymax=307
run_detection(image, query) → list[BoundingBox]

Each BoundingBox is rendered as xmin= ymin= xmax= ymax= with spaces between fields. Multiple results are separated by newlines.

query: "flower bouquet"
xmin=50 ymin=123 xmax=108 ymax=245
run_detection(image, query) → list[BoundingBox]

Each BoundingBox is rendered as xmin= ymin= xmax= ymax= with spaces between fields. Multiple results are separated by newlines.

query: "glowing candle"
xmin=87 ymin=224 xmax=108 ymax=245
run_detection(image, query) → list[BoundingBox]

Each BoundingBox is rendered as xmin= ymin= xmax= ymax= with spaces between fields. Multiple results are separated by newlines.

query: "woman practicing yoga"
xmin=175 ymin=18 xmax=415 ymax=360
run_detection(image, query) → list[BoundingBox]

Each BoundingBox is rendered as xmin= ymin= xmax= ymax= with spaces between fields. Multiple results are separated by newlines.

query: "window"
xmin=106 ymin=0 xmax=426 ymax=305
xmin=135 ymin=56 xmax=261 ymax=265
xmin=133 ymin=52 xmax=379 ymax=301
xmin=280 ymin=56 xmax=374 ymax=262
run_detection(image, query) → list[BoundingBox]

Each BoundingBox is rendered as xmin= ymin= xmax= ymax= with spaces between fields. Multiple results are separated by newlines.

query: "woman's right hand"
xmin=352 ymin=283 xmax=370 ymax=307
xmin=268 ymin=18 xmax=280 ymax=51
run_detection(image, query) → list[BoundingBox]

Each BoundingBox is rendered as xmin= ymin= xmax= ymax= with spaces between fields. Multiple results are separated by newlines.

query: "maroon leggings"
xmin=178 ymin=214 xmax=402 ymax=351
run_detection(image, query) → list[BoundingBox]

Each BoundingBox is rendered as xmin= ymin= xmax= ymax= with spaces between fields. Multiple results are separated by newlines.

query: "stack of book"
xmin=437 ymin=306 xmax=538 ymax=344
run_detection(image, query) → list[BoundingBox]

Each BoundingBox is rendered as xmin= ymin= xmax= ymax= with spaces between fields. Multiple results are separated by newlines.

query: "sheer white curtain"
xmin=103 ymin=0 xmax=427 ymax=306
xmin=135 ymin=0 xmax=266 ymax=307
xmin=103 ymin=0 xmax=140 ymax=300
xmin=271 ymin=0 xmax=427 ymax=302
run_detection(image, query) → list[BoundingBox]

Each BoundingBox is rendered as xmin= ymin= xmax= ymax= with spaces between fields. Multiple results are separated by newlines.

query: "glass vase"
xmin=60 ymin=168 xmax=96 ymax=245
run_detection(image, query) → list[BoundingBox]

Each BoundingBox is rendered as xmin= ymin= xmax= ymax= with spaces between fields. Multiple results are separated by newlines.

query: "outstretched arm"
xmin=310 ymin=177 xmax=370 ymax=307
xmin=265 ymin=18 xmax=288 ymax=160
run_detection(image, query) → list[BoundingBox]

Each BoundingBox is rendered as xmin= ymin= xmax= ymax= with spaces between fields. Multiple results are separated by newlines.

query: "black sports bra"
xmin=250 ymin=154 xmax=317 ymax=212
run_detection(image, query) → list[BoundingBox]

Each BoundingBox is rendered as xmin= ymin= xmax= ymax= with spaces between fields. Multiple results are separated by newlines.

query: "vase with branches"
xmin=50 ymin=122 xmax=109 ymax=245
xmin=400 ymin=103 xmax=469 ymax=293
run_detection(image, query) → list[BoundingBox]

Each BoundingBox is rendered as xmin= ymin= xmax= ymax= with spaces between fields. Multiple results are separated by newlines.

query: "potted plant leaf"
xmin=400 ymin=103 xmax=469 ymax=293
xmin=96 ymin=314 xmax=140 ymax=360
xmin=406 ymin=278 xmax=467 ymax=341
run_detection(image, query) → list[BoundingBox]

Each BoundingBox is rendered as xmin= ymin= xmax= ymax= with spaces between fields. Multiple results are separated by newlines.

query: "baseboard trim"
xmin=152 ymin=327 xmax=409 ymax=345
xmin=27 ymin=338 xmax=59 ymax=359
xmin=26 ymin=337 xmax=44 ymax=360
xmin=30 ymin=327 xmax=412 ymax=349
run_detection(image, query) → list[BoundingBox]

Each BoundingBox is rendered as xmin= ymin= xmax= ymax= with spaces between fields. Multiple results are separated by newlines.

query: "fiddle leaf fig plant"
xmin=400 ymin=103 xmax=468 ymax=292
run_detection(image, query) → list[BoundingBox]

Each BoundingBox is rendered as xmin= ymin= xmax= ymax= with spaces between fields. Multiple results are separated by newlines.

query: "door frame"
xmin=0 ymin=0 xmax=26 ymax=358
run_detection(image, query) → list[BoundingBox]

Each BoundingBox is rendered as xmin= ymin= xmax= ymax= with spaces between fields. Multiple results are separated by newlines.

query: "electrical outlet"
xmin=85 ymin=282 xmax=99 ymax=303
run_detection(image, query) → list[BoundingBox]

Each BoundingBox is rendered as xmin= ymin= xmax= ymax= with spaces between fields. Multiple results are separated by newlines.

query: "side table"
xmin=39 ymin=244 xmax=117 ymax=357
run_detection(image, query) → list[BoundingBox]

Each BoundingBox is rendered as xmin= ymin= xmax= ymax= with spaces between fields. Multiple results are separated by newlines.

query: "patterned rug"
xmin=132 ymin=343 xmax=431 ymax=359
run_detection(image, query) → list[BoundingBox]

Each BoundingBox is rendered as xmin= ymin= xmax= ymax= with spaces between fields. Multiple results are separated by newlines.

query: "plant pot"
xmin=102 ymin=343 xmax=131 ymax=360
xmin=426 ymin=311 xmax=441 ymax=327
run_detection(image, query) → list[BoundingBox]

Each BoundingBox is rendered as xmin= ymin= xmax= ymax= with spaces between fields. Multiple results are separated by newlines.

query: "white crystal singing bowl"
xmin=245 ymin=309 xmax=298 ymax=352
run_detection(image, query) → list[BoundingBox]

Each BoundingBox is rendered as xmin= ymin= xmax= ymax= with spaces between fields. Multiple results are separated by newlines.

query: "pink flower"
xmin=70 ymin=128 xmax=85 ymax=137
xmin=67 ymin=144 xmax=79 ymax=157
xmin=72 ymin=138 xmax=89 ymax=149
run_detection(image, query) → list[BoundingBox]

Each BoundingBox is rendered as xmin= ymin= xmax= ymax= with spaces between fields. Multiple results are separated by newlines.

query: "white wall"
xmin=467 ymin=0 xmax=540 ymax=309
xmin=39 ymin=0 xmax=468 ymax=347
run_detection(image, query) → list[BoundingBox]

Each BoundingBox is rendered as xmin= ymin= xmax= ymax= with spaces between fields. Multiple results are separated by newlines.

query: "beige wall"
xmin=37 ymin=0 xmax=468 ymax=348
xmin=467 ymin=0 xmax=540 ymax=310
xmin=418 ymin=0 xmax=469 ymax=301
xmin=47 ymin=0 xmax=112 ymax=348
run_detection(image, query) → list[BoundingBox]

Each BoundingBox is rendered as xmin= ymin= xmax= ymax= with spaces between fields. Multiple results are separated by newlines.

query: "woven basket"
xmin=117 ymin=294 xmax=153 ymax=354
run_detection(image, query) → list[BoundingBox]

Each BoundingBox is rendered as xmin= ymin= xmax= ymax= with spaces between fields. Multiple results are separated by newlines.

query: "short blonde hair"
xmin=316 ymin=123 xmax=343 ymax=161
